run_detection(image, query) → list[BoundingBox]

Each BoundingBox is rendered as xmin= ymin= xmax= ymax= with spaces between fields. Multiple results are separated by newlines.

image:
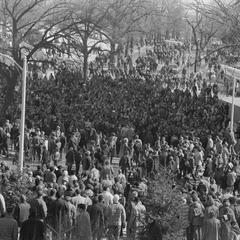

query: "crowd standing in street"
xmin=0 ymin=39 xmax=239 ymax=240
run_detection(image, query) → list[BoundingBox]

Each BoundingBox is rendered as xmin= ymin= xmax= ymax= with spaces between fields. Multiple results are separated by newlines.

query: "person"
xmin=73 ymin=203 xmax=92 ymax=240
xmin=101 ymin=185 xmax=113 ymax=206
xmin=60 ymin=132 xmax=66 ymax=160
xmin=32 ymin=131 xmax=41 ymax=162
xmin=108 ymin=194 xmax=126 ymax=240
xmin=29 ymin=188 xmax=47 ymax=221
xmin=219 ymin=198 xmax=237 ymax=240
xmin=66 ymin=147 xmax=75 ymax=173
xmin=87 ymin=196 xmax=104 ymax=240
xmin=20 ymin=208 xmax=45 ymax=240
xmin=44 ymin=189 xmax=56 ymax=228
xmin=119 ymin=138 xmax=131 ymax=175
xmin=82 ymin=151 xmax=92 ymax=174
xmin=118 ymin=169 xmax=127 ymax=188
xmin=226 ymin=168 xmax=237 ymax=193
xmin=33 ymin=166 xmax=44 ymax=178
xmin=0 ymin=205 xmax=18 ymax=240
xmin=0 ymin=190 xmax=6 ymax=217
xmin=98 ymin=194 xmax=109 ymax=233
xmin=68 ymin=132 xmax=78 ymax=152
xmin=101 ymin=160 xmax=114 ymax=180
xmin=52 ymin=191 xmax=66 ymax=233
xmin=72 ymin=189 xmax=86 ymax=207
xmin=203 ymin=210 xmax=221 ymax=240
xmin=41 ymin=146 xmax=50 ymax=167
xmin=127 ymin=196 xmax=146 ymax=239
xmin=112 ymin=177 xmax=124 ymax=195
xmin=13 ymin=194 xmax=30 ymax=227
xmin=64 ymin=193 xmax=76 ymax=236
xmin=189 ymin=194 xmax=204 ymax=240
xmin=75 ymin=150 xmax=82 ymax=176
xmin=109 ymin=133 xmax=117 ymax=163
xmin=44 ymin=166 xmax=57 ymax=184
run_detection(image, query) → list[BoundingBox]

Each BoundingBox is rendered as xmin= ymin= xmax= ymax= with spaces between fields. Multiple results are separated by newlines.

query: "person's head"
xmin=114 ymin=177 xmax=119 ymax=183
xmin=98 ymin=194 xmax=104 ymax=203
xmin=29 ymin=207 xmax=37 ymax=218
xmin=223 ymin=198 xmax=230 ymax=207
xmin=208 ymin=210 xmax=215 ymax=219
xmin=133 ymin=196 xmax=140 ymax=204
xmin=75 ymin=189 xmax=81 ymax=196
xmin=192 ymin=193 xmax=198 ymax=202
xmin=50 ymin=166 xmax=55 ymax=172
xmin=207 ymin=195 xmax=214 ymax=206
xmin=92 ymin=196 xmax=99 ymax=204
xmin=229 ymin=197 xmax=236 ymax=205
xmin=132 ymin=191 xmax=138 ymax=199
xmin=78 ymin=203 xmax=86 ymax=211
xmin=56 ymin=191 xmax=63 ymax=199
xmin=103 ymin=185 xmax=109 ymax=192
xmin=65 ymin=194 xmax=72 ymax=202
xmin=5 ymin=204 xmax=14 ymax=216
xmin=20 ymin=194 xmax=27 ymax=203
xmin=113 ymin=194 xmax=120 ymax=204
xmin=49 ymin=189 xmax=56 ymax=197
xmin=36 ymin=187 xmax=44 ymax=198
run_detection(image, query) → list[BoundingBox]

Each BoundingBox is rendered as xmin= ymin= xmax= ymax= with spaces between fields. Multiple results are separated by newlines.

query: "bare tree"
xmin=186 ymin=14 xmax=218 ymax=72
xmin=0 ymin=0 xmax=74 ymax=114
xmin=67 ymin=0 xmax=110 ymax=81
xmin=101 ymin=0 xmax=152 ymax=65
xmin=190 ymin=0 xmax=240 ymax=49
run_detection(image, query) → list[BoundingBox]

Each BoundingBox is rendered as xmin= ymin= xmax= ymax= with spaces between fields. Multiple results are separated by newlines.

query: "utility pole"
xmin=19 ymin=55 xmax=27 ymax=173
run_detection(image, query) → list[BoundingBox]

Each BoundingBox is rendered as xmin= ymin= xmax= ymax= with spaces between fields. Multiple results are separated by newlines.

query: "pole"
xmin=231 ymin=74 xmax=236 ymax=134
xmin=188 ymin=25 xmax=192 ymax=78
xmin=19 ymin=56 xmax=27 ymax=173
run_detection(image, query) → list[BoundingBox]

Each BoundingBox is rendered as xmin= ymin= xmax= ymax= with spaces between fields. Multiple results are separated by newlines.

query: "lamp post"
xmin=19 ymin=56 xmax=27 ymax=173
xmin=231 ymin=74 xmax=236 ymax=134
xmin=222 ymin=65 xmax=239 ymax=134
xmin=0 ymin=52 xmax=27 ymax=173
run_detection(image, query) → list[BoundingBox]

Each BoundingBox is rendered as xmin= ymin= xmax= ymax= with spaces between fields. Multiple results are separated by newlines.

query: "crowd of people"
xmin=0 ymin=39 xmax=240 ymax=240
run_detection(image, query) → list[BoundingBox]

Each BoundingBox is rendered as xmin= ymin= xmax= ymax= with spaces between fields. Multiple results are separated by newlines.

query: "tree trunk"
xmin=83 ymin=52 xmax=88 ymax=82
xmin=110 ymin=41 xmax=116 ymax=69
xmin=194 ymin=43 xmax=198 ymax=73
xmin=125 ymin=38 xmax=129 ymax=57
